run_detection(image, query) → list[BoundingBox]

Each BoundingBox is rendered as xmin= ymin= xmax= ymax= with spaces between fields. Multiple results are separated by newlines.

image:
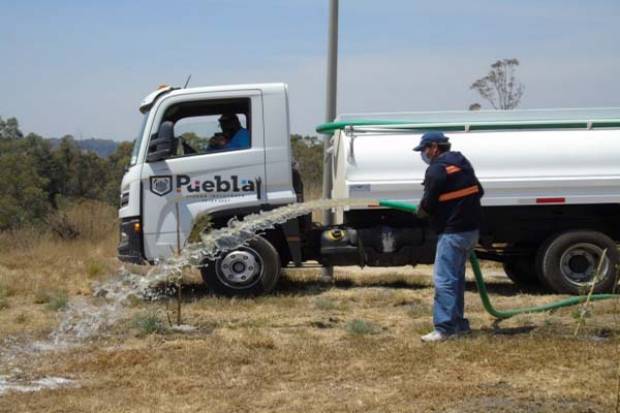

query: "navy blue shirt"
xmin=420 ymin=151 xmax=484 ymax=234
xmin=226 ymin=128 xmax=250 ymax=150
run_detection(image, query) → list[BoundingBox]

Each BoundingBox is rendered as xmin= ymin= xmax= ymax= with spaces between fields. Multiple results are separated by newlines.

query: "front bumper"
xmin=117 ymin=217 xmax=145 ymax=264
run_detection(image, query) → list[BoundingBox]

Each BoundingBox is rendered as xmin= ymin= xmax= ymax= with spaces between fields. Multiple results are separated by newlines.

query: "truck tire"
xmin=535 ymin=230 xmax=619 ymax=295
xmin=200 ymin=236 xmax=281 ymax=296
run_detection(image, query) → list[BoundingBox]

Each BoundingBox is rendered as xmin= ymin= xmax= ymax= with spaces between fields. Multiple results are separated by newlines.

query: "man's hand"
xmin=208 ymin=133 xmax=227 ymax=148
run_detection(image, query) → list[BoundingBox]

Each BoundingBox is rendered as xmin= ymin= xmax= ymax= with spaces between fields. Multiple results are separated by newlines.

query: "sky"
xmin=1 ymin=0 xmax=619 ymax=141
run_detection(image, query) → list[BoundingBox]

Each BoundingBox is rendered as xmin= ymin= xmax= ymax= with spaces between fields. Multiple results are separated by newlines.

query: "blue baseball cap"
xmin=413 ymin=131 xmax=450 ymax=151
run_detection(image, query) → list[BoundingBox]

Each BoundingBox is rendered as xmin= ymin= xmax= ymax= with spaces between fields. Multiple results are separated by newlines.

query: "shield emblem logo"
xmin=150 ymin=176 xmax=172 ymax=196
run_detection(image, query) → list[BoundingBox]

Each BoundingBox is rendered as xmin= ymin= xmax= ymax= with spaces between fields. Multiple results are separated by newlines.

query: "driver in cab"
xmin=207 ymin=113 xmax=250 ymax=151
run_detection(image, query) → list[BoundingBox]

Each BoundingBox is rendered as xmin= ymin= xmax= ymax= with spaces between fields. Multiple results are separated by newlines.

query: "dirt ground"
xmin=1 ymin=248 xmax=619 ymax=413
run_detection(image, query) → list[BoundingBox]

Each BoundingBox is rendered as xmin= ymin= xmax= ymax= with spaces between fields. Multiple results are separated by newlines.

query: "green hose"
xmin=378 ymin=200 xmax=619 ymax=319
xmin=467 ymin=250 xmax=618 ymax=319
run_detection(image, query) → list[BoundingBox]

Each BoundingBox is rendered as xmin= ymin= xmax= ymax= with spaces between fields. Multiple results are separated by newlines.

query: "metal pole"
xmin=321 ymin=0 xmax=338 ymax=280
xmin=325 ymin=0 xmax=339 ymax=124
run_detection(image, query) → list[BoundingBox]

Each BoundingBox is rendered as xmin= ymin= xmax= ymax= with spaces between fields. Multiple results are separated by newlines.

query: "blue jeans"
xmin=432 ymin=230 xmax=479 ymax=334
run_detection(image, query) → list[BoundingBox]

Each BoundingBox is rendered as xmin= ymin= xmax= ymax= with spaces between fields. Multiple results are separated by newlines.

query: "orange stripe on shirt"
xmin=445 ymin=165 xmax=462 ymax=175
xmin=438 ymin=185 xmax=480 ymax=202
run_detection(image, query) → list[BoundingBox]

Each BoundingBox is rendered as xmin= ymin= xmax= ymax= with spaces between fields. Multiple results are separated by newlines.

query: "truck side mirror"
xmin=147 ymin=121 xmax=175 ymax=162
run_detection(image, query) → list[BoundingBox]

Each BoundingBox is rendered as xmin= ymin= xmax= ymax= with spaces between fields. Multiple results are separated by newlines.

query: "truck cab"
xmin=118 ymin=83 xmax=299 ymax=271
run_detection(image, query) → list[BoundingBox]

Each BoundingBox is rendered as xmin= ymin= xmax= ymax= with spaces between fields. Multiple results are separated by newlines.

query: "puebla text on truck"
xmin=118 ymin=83 xmax=620 ymax=296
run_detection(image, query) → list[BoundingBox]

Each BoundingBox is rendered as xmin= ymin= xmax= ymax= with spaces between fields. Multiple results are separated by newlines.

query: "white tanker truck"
xmin=118 ymin=83 xmax=620 ymax=296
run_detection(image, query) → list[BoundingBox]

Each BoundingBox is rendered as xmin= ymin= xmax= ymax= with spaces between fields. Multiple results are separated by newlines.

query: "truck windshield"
xmin=130 ymin=113 xmax=149 ymax=166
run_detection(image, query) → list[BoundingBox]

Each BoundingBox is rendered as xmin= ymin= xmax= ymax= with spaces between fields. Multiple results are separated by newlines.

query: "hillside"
xmin=47 ymin=137 xmax=124 ymax=158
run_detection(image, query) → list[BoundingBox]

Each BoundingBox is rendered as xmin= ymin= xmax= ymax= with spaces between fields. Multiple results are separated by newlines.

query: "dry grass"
xmin=1 ymin=206 xmax=619 ymax=412
xmin=0 ymin=200 xmax=117 ymax=338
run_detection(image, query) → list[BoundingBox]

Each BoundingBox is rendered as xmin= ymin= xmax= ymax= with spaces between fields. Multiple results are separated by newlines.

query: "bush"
xmin=291 ymin=134 xmax=324 ymax=199
xmin=187 ymin=213 xmax=213 ymax=243
xmin=132 ymin=312 xmax=167 ymax=335
xmin=35 ymin=289 xmax=68 ymax=311
xmin=45 ymin=290 xmax=69 ymax=311
xmin=47 ymin=199 xmax=117 ymax=241
xmin=46 ymin=211 xmax=80 ymax=240
xmin=315 ymin=297 xmax=337 ymax=311
xmin=345 ymin=319 xmax=381 ymax=336
xmin=86 ymin=258 xmax=106 ymax=278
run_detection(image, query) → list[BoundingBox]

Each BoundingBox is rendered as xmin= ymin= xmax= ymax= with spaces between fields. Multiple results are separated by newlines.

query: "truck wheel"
xmin=536 ymin=230 xmax=619 ymax=295
xmin=200 ymin=236 xmax=281 ymax=296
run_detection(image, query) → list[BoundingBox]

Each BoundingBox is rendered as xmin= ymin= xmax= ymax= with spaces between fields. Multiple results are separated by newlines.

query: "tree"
xmin=76 ymin=151 xmax=108 ymax=199
xmin=51 ymin=135 xmax=81 ymax=197
xmin=23 ymin=133 xmax=58 ymax=205
xmin=0 ymin=117 xmax=23 ymax=140
xmin=0 ymin=151 xmax=49 ymax=229
xmin=0 ymin=115 xmax=139 ymax=229
xmin=290 ymin=134 xmax=323 ymax=191
xmin=102 ymin=141 xmax=133 ymax=205
xmin=0 ymin=120 xmax=49 ymax=229
xmin=180 ymin=132 xmax=210 ymax=153
xmin=470 ymin=58 xmax=525 ymax=110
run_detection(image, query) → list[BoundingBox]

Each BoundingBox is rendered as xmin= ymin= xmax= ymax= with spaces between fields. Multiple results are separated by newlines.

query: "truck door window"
xmin=152 ymin=98 xmax=251 ymax=159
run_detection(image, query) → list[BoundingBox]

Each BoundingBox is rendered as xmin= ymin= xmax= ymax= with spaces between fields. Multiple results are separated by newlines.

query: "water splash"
xmin=0 ymin=266 xmax=168 ymax=373
xmin=183 ymin=198 xmax=376 ymax=263
xmin=0 ymin=375 xmax=75 ymax=396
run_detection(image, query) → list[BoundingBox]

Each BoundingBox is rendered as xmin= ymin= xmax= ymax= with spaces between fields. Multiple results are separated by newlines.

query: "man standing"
xmin=413 ymin=131 xmax=484 ymax=342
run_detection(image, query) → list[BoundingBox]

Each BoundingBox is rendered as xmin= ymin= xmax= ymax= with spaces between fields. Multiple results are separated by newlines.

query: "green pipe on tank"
xmin=316 ymin=119 xmax=420 ymax=134
xmin=377 ymin=200 xmax=619 ymax=319
xmin=315 ymin=119 xmax=620 ymax=135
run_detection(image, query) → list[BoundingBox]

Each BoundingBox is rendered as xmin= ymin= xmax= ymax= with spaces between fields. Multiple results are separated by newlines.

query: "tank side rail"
xmin=316 ymin=118 xmax=620 ymax=135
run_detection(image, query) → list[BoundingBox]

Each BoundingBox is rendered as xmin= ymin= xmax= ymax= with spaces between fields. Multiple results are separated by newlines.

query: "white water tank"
xmin=329 ymin=110 xmax=620 ymax=211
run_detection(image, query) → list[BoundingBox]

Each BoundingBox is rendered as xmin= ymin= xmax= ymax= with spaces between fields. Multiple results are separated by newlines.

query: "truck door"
xmin=140 ymin=90 xmax=266 ymax=260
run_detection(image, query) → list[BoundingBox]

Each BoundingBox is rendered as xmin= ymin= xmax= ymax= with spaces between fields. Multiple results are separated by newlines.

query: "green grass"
xmin=132 ymin=311 xmax=168 ymax=336
xmin=85 ymin=258 xmax=106 ymax=278
xmin=45 ymin=290 xmax=69 ymax=311
xmin=34 ymin=288 xmax=69 ymax=311
xmin=315 ymin=297 xmax=337 ymax=311
xmin=345 ymin=319 xmax=381 ymax=336
xmin=187 ymin=213 xmax=213 ymax=243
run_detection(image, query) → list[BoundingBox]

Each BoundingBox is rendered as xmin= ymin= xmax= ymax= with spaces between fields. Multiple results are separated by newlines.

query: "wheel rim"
xmin=559 ymin=242 xmax=609 ymax=287
xmin=215 ymin=247 xmax=264 ymax=290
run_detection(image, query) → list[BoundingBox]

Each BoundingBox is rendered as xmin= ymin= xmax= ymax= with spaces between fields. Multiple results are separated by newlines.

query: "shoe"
xmin=420 ymin=330 xmax=451 ymax=343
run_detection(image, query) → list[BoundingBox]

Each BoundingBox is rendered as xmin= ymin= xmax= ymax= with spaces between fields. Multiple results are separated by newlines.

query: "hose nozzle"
xmin=378 ymin=200 xmax=418 ymax=213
